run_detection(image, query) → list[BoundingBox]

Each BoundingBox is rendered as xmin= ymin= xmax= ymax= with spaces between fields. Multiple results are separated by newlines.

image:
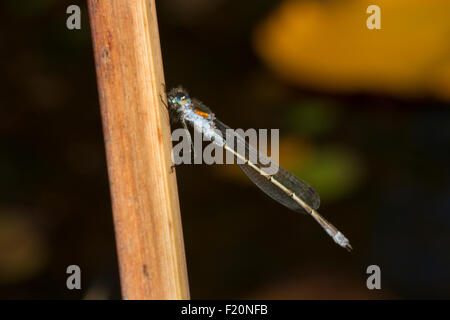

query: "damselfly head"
xmin=167 ymin=87 xmax=192 ymax=111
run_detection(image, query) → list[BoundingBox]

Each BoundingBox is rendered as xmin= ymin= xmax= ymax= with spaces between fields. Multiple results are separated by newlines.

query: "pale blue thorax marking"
xmin=180 ymin=102 xmax=225 ymax=147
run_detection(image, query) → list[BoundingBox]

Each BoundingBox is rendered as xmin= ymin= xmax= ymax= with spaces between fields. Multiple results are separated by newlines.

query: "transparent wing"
xmin=214 ymin=119 xmax=320 ymax=214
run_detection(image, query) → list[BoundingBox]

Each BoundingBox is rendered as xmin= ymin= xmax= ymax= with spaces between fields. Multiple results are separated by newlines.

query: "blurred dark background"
xmin=1 ymin=0 xmax=450 ymax=299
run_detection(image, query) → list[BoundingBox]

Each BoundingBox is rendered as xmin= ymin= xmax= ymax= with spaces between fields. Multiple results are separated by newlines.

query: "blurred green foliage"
xmin=285 ymin=99 xmax=339 ymax=137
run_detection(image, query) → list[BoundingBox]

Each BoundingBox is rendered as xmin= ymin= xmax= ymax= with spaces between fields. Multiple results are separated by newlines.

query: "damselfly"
xmin=167 ymin=87 xmax=352 ymax=251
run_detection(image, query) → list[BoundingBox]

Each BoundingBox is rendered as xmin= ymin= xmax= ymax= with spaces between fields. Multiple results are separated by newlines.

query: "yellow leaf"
xmin=254 ymin=0 xmax=450 ymax=100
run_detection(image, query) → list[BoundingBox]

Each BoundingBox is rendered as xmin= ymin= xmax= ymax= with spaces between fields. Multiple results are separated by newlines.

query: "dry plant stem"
xmin=87 ymin=0 xmax=190 ymax=299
